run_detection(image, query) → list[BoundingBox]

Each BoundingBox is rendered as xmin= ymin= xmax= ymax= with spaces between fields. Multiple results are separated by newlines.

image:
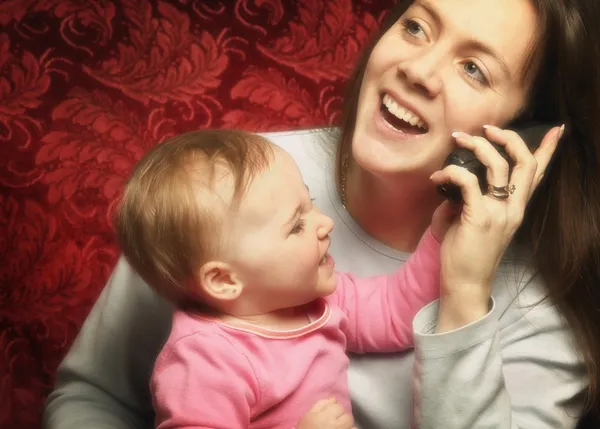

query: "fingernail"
xmin=452 ymin=131 xmax=468 ymax=138
xmin=483 ymin=124 xmax=502 ymax=133
xmin=557 ymin=124 xmax=565 ymax=141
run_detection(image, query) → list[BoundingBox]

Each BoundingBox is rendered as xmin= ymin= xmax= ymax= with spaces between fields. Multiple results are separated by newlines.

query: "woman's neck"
xmin=344 ymin=164 xmax=442 ymax=252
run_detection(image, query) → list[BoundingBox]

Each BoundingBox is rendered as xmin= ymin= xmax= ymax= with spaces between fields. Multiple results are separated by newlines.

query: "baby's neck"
xmin=218 ymin=304 xmax=313 ymax=331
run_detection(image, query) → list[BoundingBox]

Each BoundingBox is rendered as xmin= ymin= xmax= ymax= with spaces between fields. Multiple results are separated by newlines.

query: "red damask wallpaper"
xmin=0 ymin=1 xmax=395 ymax=428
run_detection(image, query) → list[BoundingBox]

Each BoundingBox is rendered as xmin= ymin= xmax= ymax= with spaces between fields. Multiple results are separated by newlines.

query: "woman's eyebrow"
xmin=465 ymin=39 xmax=512 ymax=79
xmin=415 ymin=0 xmax=441 ymax=27
xmin=417 ymin=0 xmax=511 ymax=79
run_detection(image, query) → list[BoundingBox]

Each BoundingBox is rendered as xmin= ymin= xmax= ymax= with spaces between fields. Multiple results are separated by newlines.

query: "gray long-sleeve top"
xmin=44 ymin=129 xmax=588 ymax=429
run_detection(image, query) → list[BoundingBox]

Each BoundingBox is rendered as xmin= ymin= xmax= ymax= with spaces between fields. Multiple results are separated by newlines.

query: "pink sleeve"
xmin=329 ymin=228 xmax=441 ymax=353
xmin=151 ymin=332 xmax=258 ymax=429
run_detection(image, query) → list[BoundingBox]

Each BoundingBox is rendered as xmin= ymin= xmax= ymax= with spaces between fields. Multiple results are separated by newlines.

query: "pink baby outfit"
xmin=151 ymin=229 xmax=440 ymax=429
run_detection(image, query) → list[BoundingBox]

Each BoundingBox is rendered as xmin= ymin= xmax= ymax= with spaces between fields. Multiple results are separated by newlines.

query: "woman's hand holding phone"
xmin=429 ymin=124 xmax=564 ymax=332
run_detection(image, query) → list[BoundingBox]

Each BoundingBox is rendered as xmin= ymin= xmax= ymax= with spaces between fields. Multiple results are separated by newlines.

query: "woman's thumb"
xmin=431 ymin=200 xmax=461 ymax=241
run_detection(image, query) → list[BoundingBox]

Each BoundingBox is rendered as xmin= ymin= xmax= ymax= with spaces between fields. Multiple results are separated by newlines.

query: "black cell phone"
xmin=436 ymin=123 xmax=554 ymax=202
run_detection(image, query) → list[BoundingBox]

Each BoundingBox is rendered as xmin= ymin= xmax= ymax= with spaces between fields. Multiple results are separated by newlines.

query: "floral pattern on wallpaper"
xmin=0 ymin=1 xmax=395 ymax=428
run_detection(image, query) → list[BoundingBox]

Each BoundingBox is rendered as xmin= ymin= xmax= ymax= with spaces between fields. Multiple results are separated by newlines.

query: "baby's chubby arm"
xmin=329 ymin=227 xmax=441 ymax=353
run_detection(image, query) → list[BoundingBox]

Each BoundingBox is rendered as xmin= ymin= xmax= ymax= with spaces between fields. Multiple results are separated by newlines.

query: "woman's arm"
xmin=43 ymin=257 xmax=172 ymax=429
xmin=419 ymin=125 xmax=573 ymax=428
xmin=412 ymin=291 xmax=586 ymax=429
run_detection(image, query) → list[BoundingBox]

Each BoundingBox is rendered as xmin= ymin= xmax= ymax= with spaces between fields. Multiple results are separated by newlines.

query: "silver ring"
xmin=487 ymin=184 xmax=515 ymax=200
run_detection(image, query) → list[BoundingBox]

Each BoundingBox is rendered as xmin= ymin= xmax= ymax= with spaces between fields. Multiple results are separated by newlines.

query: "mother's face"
xmin=353 ymin=0 xmax=540 ymax=180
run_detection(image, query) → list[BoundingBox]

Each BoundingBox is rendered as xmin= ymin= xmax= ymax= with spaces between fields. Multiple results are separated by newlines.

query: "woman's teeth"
xmin=382 ymin=93 xmax=428 ymax=131
xmin=320 ymin=255 xmax=328 ymax=264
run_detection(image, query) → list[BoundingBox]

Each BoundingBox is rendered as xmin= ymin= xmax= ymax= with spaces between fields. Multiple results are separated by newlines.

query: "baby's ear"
xmin=198 ymin=261 xmax=243 ymax=302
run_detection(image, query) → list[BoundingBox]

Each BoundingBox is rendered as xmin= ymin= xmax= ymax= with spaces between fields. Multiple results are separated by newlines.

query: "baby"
xmin=116 ymin=129 xmax=443 ymax=429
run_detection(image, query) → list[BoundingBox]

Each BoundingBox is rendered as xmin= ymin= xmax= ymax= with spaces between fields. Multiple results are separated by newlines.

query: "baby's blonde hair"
xmin=116 ymin=129 xmax=274 ymax=305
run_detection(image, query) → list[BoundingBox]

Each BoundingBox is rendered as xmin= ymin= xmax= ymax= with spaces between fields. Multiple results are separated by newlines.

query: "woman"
xmin=44 ymin=0 xmax=600 ymax=428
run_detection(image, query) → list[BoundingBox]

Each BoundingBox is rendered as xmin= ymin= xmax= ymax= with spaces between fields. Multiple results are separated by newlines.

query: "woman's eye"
xmin=463 ymin=61 xmax=489 ymax=85
xmin=291 ymin=219 xmax=306 ymax=235
xmin=402 ymin=19 xmax=427 ymax=39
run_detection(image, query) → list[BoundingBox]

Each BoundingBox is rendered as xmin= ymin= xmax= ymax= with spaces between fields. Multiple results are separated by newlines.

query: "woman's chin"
xmin=352 ymin=139 xmax=412 ymax=176
xmin=352 ymin=128 xmax=448 ymax=180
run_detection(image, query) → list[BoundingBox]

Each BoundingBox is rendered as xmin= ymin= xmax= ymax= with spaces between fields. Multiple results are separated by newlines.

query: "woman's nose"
xmin=397 ymin=49 xmax=444 ymax=97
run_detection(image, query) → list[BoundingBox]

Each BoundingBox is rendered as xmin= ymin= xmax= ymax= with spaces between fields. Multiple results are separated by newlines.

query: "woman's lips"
xmin=373 ymin=100 xmax=430 ymax=141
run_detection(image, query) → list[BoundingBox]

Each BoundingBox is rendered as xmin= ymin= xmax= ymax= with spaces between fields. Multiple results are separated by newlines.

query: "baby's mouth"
xmin=381 ymin=93 xmax=429 ymax=135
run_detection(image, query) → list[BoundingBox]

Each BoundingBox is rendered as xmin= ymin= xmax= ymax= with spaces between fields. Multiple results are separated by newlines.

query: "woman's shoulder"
xmin=260 ymin=126 xmax=338 ymax=147
xmin=261 ymin=127 xmax=338 ymax=166
xmin=492 ymin=262 xmax=572 ymax=338
xmin=260 ymin=127 xmax=339 ymax=190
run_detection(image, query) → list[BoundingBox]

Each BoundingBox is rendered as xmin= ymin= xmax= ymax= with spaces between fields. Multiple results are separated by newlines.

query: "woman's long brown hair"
xmin=336 ymin=0 xmax=600 ymax=416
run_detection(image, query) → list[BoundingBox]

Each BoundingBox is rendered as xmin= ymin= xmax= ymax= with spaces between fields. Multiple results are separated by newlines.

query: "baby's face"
xmin=223 ymin=148 xmax=337 ymax=312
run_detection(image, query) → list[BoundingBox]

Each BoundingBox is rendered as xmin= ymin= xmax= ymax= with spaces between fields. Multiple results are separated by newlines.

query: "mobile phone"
xmin=436 ymin=123 xmax=553 ymax=202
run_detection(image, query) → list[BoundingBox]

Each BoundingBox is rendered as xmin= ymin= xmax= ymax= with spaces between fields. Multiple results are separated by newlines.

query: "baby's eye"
xmin=290 ymin=219 xmax=306 ymax=234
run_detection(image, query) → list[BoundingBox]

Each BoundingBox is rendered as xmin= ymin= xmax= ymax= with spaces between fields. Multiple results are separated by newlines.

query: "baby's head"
xmin=117 ymin=129 xmax=336 ymax=317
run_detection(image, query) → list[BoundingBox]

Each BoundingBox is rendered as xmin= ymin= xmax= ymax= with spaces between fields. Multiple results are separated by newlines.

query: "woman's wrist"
xmin=435 ymin=290 xmax=491 ymax=333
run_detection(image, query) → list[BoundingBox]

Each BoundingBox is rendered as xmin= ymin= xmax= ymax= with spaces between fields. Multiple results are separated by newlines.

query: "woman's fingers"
xmin=452 ymin=131 xmax=510 ymax=193
xmin=433 ymin=125 xmax=562 ymax=232
xmin=530 ymin=125 xmax=564 ymax=195
xmin=430 ymin=200 xmax=462 ymax=240
xmin=430 ymin=165 xmax=486 ymax=218
xmin=481 ymin=125 xmax=542 ymax=206
xmin=453 ymin=125 xmax=562 ymax=206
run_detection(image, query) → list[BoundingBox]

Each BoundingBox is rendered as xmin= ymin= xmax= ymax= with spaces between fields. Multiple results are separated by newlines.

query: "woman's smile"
xmin=381 ymin=93 xmax=429 ymax=133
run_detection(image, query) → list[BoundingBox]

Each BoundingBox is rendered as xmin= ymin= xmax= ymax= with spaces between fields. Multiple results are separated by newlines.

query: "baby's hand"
xmin=296 ymin=397 xmax=356 ymax=429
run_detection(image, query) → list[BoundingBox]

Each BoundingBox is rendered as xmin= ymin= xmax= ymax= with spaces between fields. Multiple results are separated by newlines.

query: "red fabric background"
xmin=0 ymin=1 xmax=395 ymax=428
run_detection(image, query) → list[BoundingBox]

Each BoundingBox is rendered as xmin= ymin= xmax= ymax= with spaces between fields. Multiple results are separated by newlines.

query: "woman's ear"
xmin=198 ymin=261 xmax=243 ymax=302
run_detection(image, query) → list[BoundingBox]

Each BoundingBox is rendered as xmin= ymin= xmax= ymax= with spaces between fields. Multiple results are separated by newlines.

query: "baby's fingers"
xmin=310 ymin=397 xmax=337 ymax=412
xmin=335 ymin=413 xmax=355 ymax=429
